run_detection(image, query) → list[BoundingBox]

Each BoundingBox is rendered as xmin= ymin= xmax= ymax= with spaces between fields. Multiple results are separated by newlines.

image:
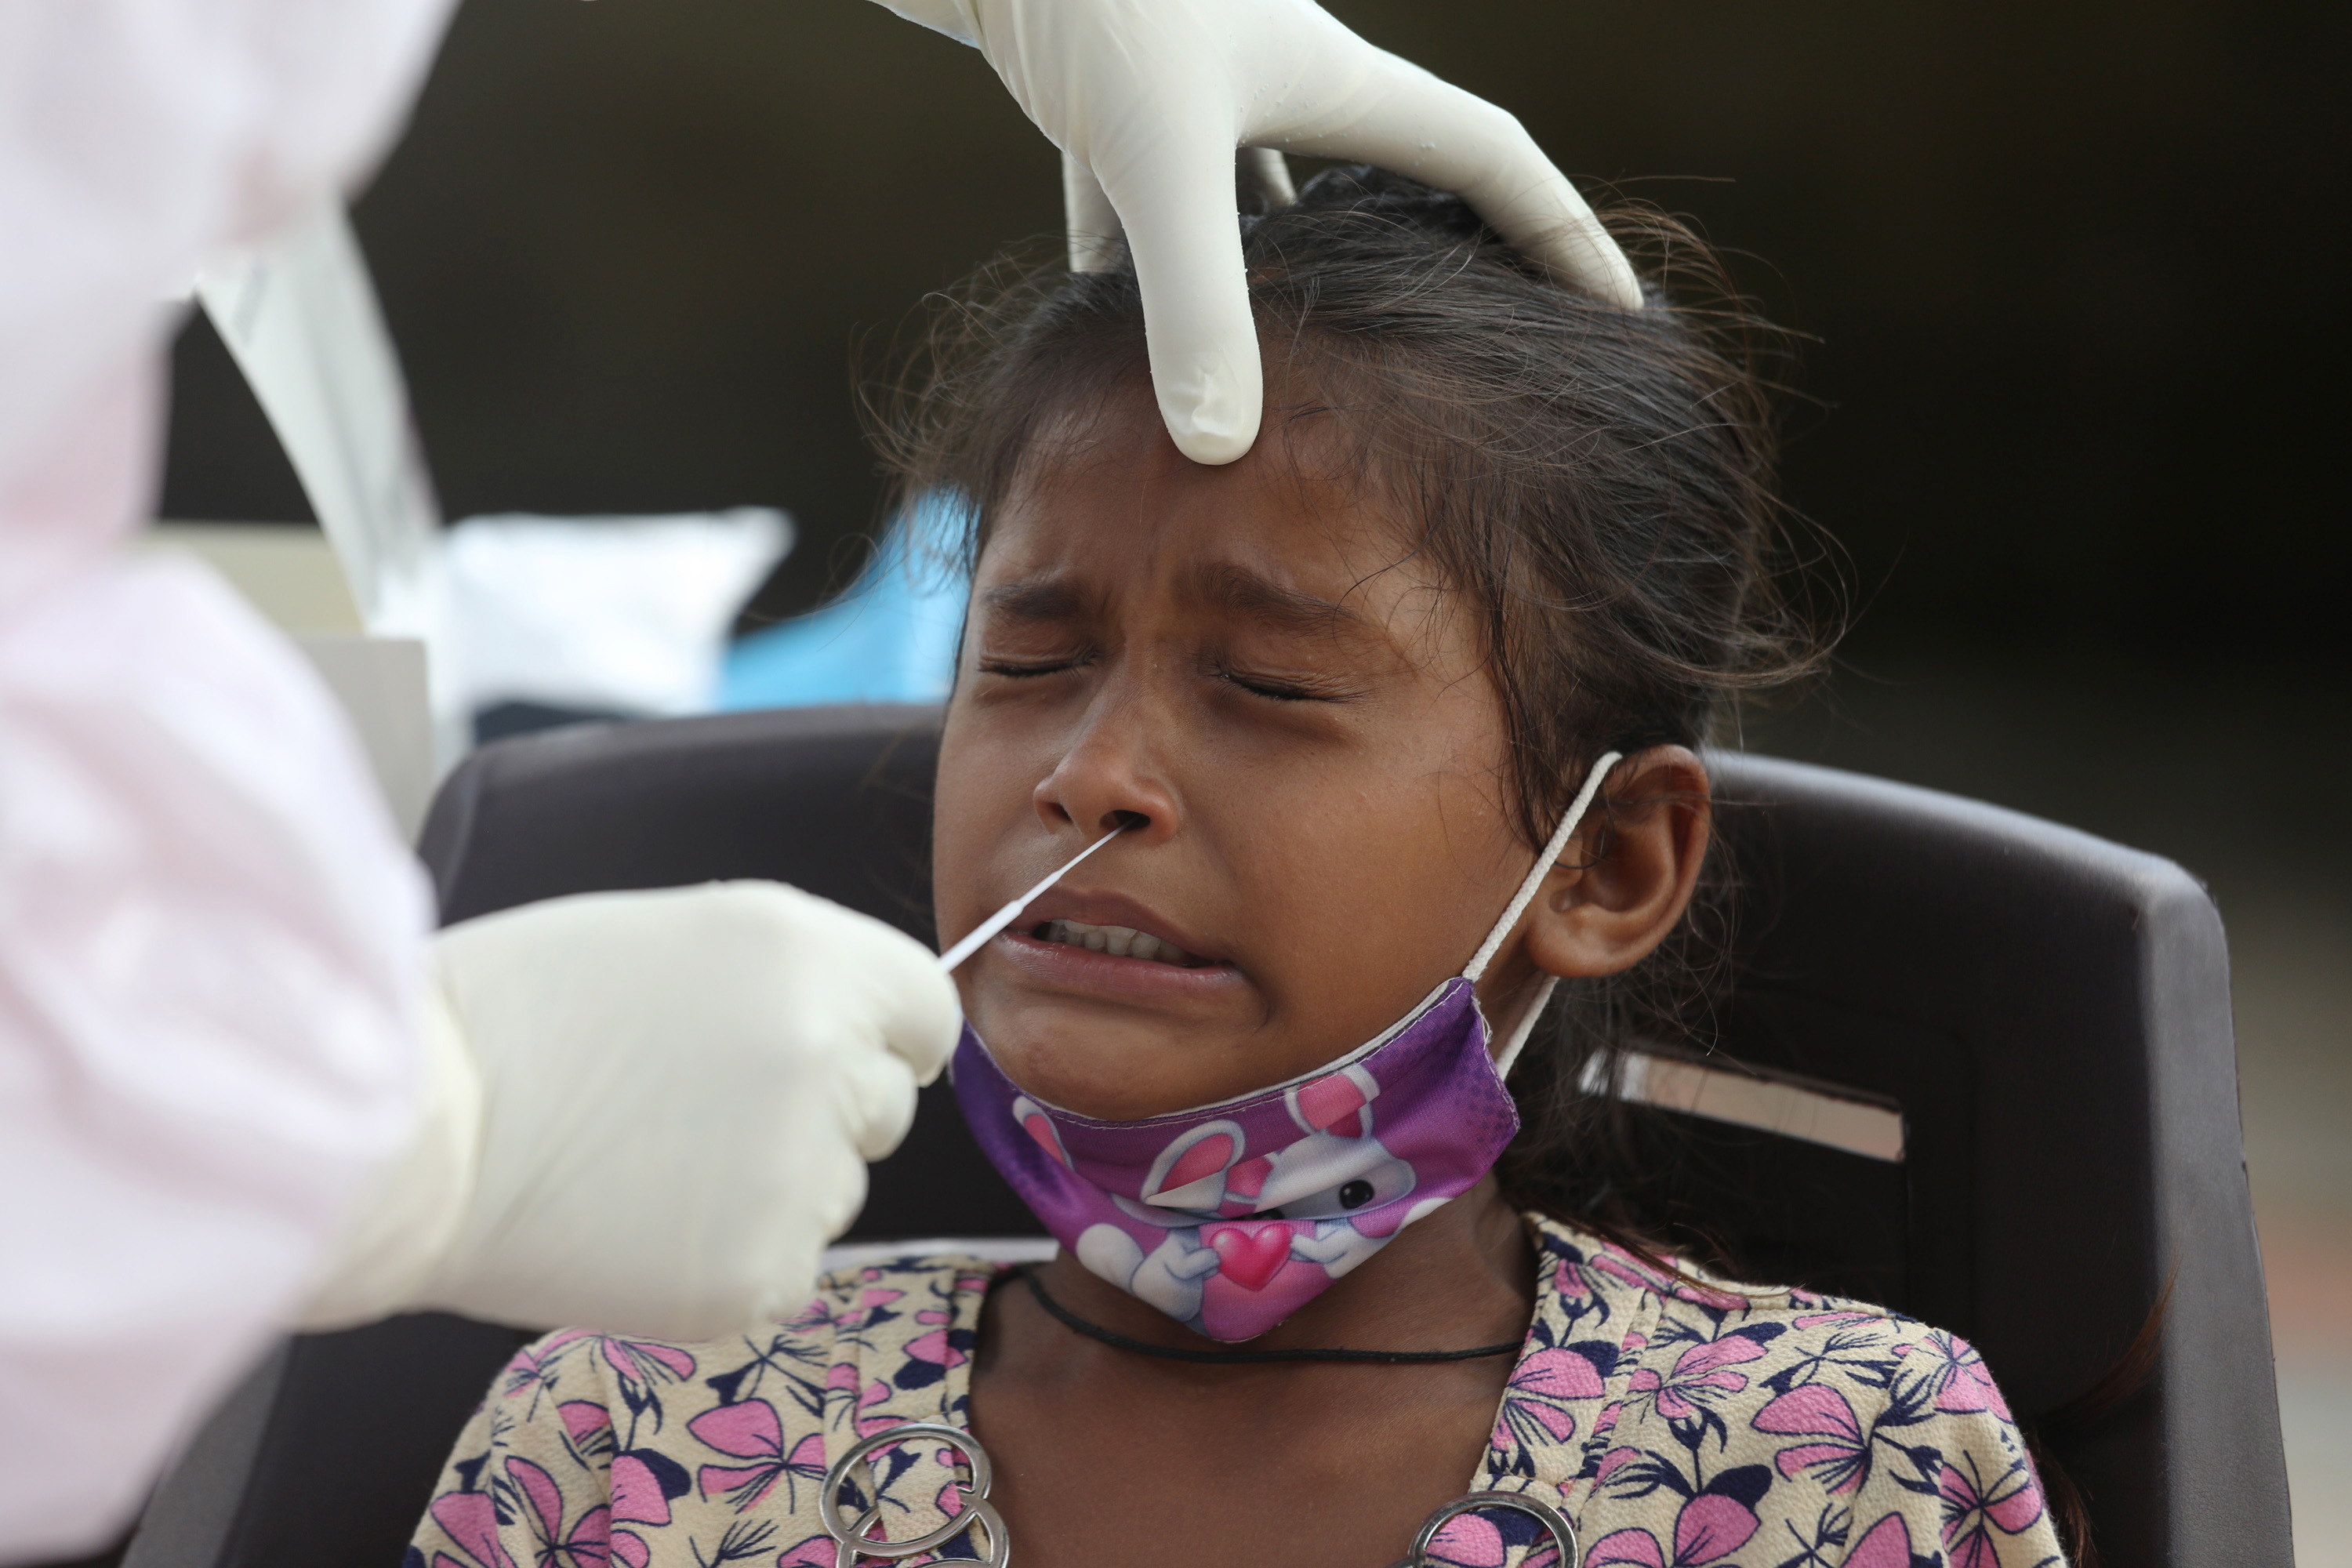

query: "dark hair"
xmin=876 ymin=162 xmax=1824 ymax=1236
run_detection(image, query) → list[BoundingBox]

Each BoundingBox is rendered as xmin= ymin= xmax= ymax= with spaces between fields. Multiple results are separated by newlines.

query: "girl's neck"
xmin=1024 ymin=1175 xmax=1536 ymax=1359
xmin=970 ymin=1175 xmax=1541 ymax=1568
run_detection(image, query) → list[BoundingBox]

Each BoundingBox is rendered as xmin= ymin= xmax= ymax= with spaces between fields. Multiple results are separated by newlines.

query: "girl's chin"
xmin=988 ymin=928 xmax=1250 ymax=1004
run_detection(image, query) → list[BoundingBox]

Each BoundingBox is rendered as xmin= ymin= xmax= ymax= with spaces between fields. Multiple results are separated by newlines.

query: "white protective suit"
xmin=0 ymin=0 xmax=1634 ymax=1559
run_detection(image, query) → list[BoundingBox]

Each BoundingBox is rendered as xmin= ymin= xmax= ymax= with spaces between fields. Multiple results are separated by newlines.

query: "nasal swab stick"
xmin=936 ymin=825 xmax=1127 ymax=973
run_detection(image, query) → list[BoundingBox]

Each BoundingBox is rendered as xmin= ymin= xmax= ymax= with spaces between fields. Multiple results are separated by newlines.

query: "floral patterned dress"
xmin=408 ymin=1214 xmax=2061 ymax=1568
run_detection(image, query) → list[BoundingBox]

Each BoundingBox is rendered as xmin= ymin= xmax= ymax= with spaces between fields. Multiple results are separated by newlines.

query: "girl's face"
xmin=933 ymin=384 xmax=1552 ymax=1120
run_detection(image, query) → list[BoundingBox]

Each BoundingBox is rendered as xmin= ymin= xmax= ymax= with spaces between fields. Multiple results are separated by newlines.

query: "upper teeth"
xmin=1040 ymin=919 xmax=1202 ymax=967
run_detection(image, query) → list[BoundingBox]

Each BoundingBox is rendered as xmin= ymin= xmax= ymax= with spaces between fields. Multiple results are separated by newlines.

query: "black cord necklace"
xmin=1016 ymin=1266 xmax=1522 ymax=1366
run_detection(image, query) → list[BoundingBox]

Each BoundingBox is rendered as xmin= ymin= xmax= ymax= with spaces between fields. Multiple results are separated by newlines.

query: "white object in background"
xmin=195 ymin=201 xmax=463 ymax=774
xmin=141 ymin=522 xmax=363 ymax=633
xmin=873 ymin=0 xmax=1640 ymax=466
xmin=195 ymin=201 xmax=440 ymax=642
xmin=444 ymin=509 xmax=791 ymax=719
xmin=292 ymin=635 xmax=434 ymax=841
xmin=143 ymin=524 xmax=435 ymax=839
xmin=1581 ymin=1049 xmax=1907 ymax=1163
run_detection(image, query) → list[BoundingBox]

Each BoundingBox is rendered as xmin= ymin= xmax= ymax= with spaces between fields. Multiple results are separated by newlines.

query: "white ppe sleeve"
xmin=0 ymin=507 xmax=433 ymax=1563
xmin=868 ymin=0 xmax=1640 ymax=466
xmin=0 ymin=1 xmax=459 ymax=1557
xmin=0 ymin=0 xmax=456 ymax=496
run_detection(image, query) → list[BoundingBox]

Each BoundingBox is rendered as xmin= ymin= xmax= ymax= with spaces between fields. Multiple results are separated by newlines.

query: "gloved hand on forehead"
xmin=872 ymin=0 xmax=1642 ymax=467
xmin=302 ymin=882 xmax=961 ymax=1340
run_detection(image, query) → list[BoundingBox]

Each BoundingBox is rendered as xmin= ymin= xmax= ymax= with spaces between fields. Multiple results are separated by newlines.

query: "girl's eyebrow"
xmin=1196 ymin=561 xmax=1377 ymax=644
xmin=981 ymin=564 xmax=1384 ymax=647
xmin=982 ymin=579 xmax=1088 ymax=622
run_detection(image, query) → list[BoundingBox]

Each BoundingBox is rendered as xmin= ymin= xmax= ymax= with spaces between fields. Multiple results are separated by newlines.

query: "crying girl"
xmin=411 ymin=169 xmax=2063 ymax=1568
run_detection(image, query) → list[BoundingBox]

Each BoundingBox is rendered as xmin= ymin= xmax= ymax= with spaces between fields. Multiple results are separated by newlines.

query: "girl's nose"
xmin=1032 ymin=710 xmax=1179 ymax=845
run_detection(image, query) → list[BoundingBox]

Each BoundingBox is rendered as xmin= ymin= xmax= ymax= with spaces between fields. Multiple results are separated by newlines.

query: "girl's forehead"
xmin=982 ymin=395 xmax=1432 ymax=604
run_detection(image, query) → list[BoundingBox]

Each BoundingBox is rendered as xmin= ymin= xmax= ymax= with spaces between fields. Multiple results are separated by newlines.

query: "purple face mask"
xmin=948 ymin=753 xmax=1623 ymax=1342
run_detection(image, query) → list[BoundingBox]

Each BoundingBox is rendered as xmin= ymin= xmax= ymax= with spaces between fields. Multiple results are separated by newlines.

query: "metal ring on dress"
xmin=831 ymin=1498 xmax=1008 ymax=1568
xmin=820 ymin=1423 xmax=1004 ymax=1567
xmin=1406 ymin=1490 xmax=1580 ymax=1568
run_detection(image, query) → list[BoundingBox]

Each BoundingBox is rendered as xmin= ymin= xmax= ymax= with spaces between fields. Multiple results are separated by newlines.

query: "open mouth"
xmin=1030 ymin=918 xmax=1212 ymax=968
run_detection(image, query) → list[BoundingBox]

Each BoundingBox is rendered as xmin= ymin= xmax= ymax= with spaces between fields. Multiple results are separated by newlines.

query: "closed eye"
xmin=979 ymin=656 xmax=1093 ymax=678
xmin=1213 ymin=665 xmax=1356 ymax=703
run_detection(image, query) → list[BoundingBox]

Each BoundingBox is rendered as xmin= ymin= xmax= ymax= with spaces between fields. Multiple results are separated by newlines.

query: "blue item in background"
xmin=719 ymin=494 xmax=970 ymax=710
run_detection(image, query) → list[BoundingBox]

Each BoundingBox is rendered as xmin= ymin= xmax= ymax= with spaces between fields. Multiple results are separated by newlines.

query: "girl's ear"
xmin=1519 ymin=746 xmax=1711 ymax=980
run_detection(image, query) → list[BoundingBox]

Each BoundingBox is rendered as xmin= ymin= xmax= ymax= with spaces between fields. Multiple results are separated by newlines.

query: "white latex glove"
xmin=872 ymin=0 xmax=1642 ymax=466
xmin=300 ymin=882 xmax=962 ymax=1341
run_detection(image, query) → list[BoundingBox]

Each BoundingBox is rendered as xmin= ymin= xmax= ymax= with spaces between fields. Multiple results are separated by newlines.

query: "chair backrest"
xmin=123 ymin=703 xmax=2290 ymax=1568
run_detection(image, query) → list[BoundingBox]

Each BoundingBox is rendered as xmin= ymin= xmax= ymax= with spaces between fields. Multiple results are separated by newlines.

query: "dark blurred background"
xmin=161 ymin=0 xmax=2352 ymax=668
xmin=155 ymin=1 xmax=2350 ymax=1547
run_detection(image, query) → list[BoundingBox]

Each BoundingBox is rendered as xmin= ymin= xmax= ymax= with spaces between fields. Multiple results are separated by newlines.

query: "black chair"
xmin=117 ymin=702 xmax=2291 ymax=1568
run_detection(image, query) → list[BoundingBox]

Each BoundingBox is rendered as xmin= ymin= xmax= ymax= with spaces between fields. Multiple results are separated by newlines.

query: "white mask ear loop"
xmin=1462 ymin=751 xmax=1624 ymax=1079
